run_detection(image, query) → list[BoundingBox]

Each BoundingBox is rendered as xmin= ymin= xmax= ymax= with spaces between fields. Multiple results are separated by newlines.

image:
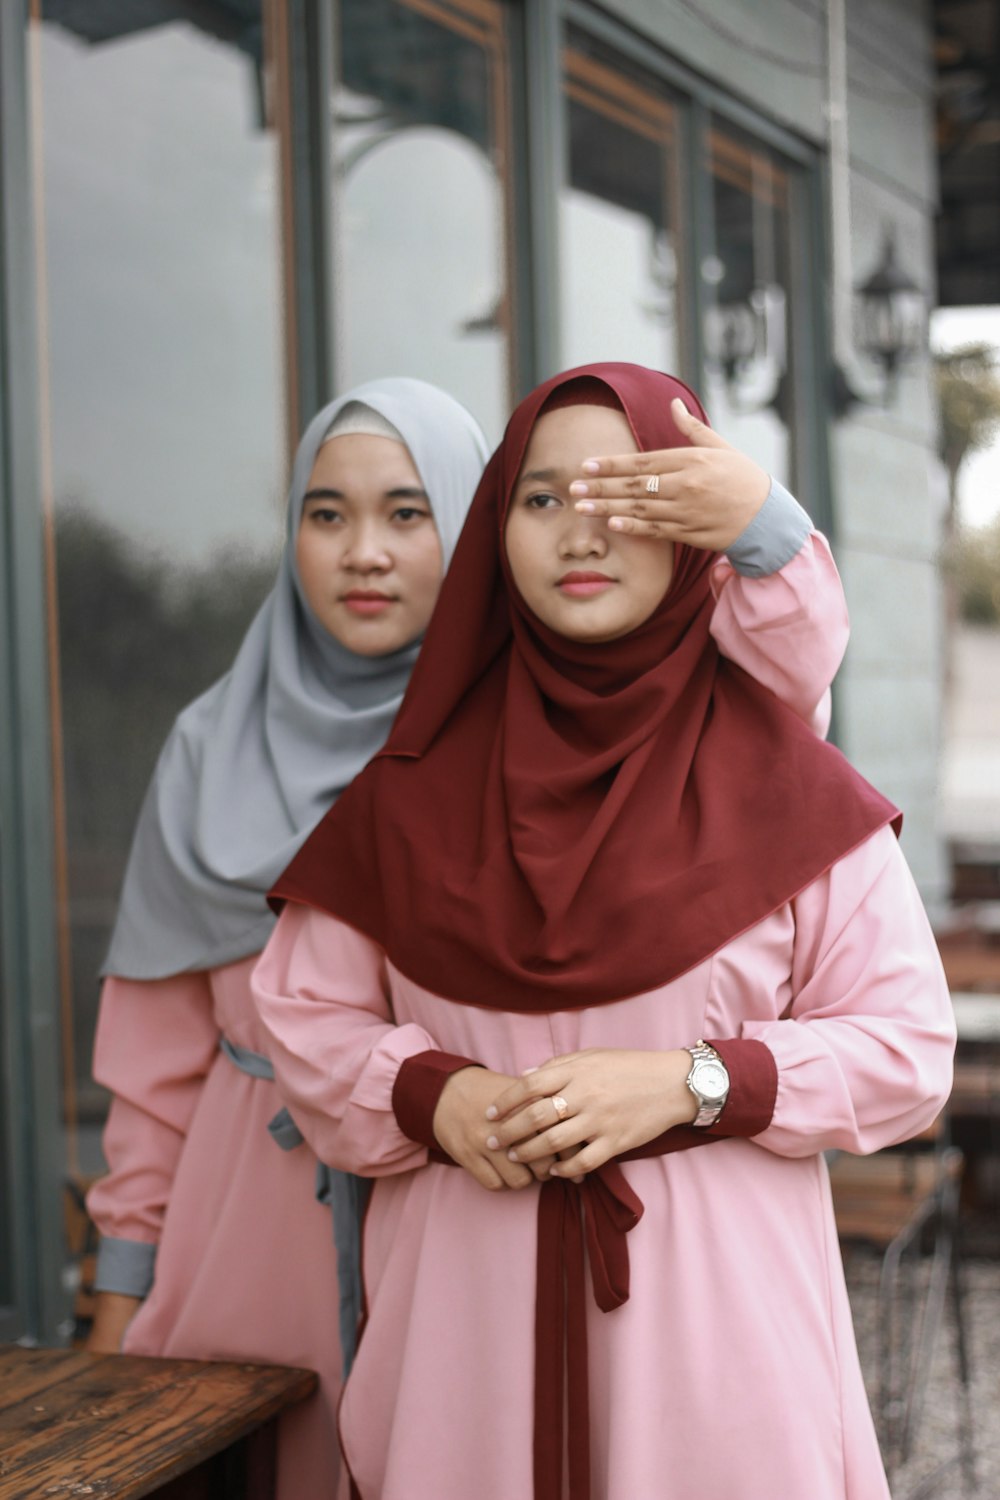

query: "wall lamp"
xmin=834 ymin=226 xmax=927 ymax=416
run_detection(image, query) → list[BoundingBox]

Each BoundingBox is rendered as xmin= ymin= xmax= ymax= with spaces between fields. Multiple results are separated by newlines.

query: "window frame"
xmin=326 ymin=0 xmax=519 ymax=418
xmin=562 ymin=0 xmax=833 ymax=537
xmin=0 ymin=0 xmax=71 ymax=1345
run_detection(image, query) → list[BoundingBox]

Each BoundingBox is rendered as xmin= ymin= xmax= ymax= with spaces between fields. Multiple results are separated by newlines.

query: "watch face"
xmin=693 ymin=1060 xmax=728 ymax=1101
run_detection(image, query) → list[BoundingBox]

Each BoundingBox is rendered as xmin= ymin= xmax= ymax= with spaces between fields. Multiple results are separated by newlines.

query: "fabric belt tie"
xmin=533 ymin=1163 xmax=642 ymax=1500
xmin=218 ymin=1035 xmax=371 ymax=1373
xmin=526 ymin=1131 xmax=723 ymax=1500
xmin=218 ymin=1037 xmax=306 ymax=1150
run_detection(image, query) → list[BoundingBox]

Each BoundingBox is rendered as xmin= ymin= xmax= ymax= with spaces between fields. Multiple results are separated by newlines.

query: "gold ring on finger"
xmin=645 ymin=474 xmax=660 ymax=494
xmin=551 ymin=1094 xmax=570 ymax=1122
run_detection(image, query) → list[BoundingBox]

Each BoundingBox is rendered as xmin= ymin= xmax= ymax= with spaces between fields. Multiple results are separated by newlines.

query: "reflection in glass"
xmin=561 ymin=38 xmax=680 ymax=375
xmin=702 ymin=124 xmax=794 ymax=481
xmin=334 ymin=0 xmax=510 ymax=442
xmin=34 ymin=6 xmax=286 ymax=1153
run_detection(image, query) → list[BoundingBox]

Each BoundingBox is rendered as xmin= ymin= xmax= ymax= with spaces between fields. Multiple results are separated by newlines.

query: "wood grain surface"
xmin=0 ymin=1347 xmax=316 ymax=1499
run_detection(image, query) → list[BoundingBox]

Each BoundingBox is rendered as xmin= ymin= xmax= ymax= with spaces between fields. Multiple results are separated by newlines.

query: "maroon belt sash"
xmin=531 ymin=1130 xmax=722 ymax=1500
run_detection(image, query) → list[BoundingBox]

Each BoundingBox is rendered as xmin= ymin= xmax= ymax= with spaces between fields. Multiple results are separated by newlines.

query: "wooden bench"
xmin=950 ymin=1059 xmax=1000 ymax=1118
xmin=0 ymin=1346 xmax=317 ymax=1499
xmin=829 ymin=1151 xmax=942 ymax=1243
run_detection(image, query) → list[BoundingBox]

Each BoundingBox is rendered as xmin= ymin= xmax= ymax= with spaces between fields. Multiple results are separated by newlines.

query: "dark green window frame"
xmin=0 ymin=0 xmax=72 ymax=1345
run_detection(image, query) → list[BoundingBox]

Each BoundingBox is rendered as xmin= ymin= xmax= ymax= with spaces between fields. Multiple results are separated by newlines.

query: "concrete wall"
xmin=607 ymin=0 xmax=947 ymax=902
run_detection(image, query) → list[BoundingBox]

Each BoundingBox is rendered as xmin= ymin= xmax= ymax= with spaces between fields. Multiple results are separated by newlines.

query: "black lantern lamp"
xmin=853 ymin=227 xmax=926 ymax=399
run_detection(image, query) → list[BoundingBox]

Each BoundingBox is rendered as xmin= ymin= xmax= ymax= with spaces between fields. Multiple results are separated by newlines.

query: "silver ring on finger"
xmin=550 ymin=1094 xmax=570 ymax=1122
xmin=645 ymin=474 xmax=660 ymax=494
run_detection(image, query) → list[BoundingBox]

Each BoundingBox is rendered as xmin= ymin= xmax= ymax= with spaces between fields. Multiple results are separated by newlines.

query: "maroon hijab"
xmin=271 ymin=362 xmax=899 ymax=1010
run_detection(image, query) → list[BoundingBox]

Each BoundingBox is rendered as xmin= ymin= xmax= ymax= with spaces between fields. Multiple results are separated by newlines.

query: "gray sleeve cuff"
xmin=724 ymin=478 xmax=813 ymax=578
xmin=93 ymin=1236 xmax=157 ymax=1298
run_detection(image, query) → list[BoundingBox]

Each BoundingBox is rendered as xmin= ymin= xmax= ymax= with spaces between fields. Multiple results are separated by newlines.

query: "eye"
xmin=524 ymin=492 xmax=562 ymax=510
xmin=307 ymin=505 xmax=343 ymax=525
xmin=391 ymin=505 xmax=431 ymax=524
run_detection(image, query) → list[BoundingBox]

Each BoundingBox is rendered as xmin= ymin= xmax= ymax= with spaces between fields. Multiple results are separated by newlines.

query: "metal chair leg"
xmin=901 ymin=1204 xmax=952 ymax=1459
xmin=948 ymin=1187 xmax=977 ymax=1496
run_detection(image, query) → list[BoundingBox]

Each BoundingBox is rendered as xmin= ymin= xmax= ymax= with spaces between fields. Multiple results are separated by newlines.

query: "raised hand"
xmin=569 ymin=397 xmax=770 ymax=551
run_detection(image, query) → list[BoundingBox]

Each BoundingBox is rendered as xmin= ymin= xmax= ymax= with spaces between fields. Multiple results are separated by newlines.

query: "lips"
xmin=556 ymin=571 xmax=616 ymax=597
xmin=342 ymin=590 xmax=396 ymax=615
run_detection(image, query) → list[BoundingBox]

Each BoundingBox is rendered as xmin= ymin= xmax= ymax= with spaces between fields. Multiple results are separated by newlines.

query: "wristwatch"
xmin=685 ymin=1040 xmax=730 ymax=1127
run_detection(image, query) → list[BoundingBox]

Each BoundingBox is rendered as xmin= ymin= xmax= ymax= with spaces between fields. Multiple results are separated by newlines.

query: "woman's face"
xmin=296 ymin=433 xmax=444 ymax=656
xmin=505 ymin=405 xmax=674 ymax=642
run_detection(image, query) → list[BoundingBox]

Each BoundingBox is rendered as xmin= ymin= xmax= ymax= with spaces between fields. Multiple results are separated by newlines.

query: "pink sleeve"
xmin=740 ymin=826 xmax=956 ymax=1157
xmin=252 ymin=903 xmax=447 ymax=1176
xmin=709 ymin=532 xmax=848 ymax=736
xmin=87 ymin=971 xmax=220 ymax=1247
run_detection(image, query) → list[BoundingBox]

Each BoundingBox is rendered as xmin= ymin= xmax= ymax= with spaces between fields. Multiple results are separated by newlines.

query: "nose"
xmin=343 ymin=518 xmax=392 ymax=574
xmin=558 ymin=510 xmax=609 ymax=561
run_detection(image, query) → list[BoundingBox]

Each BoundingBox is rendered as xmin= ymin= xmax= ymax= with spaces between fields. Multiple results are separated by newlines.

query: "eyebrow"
xmin=516 ymin=467 xmax=562 ymax=486
xmin=302 ymin=486 xmax=430 ymax=503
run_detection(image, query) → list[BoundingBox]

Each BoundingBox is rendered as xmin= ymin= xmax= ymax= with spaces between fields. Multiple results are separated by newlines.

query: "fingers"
xmin=491 ymin=1150 xmax=535 ymax=1190
xmin=504 ymin=1120 xmax=585 ymax=1165
xmin=487 ymin=1066 xmax=570 ymax=1124
xmin=465 ymin=1145 xmax=533 ymax=1192
xmin=529 ymin=1155 xmax=557 ymax=1182
xmin=670 ymin=397 xmax=729 ymax=449
xmin=575 ymin=419 xmax=725 ymax=489
xmin=489 ymin=1092 xmax=574 ymax=1148
xmin=571 ymin=472 xmax=675 ymax=502
xmin=572 ymin=493 xmax=684 ymax=523
xmin=466 ymin=1154 xmax=507 ymax=1192
xmin=601 ymin=516 xmax=675 ymax=539
xmin=573 ymin=454 xmax=693 ymax=490
xmin=581 ymin=449 xmax=659 ymax=478
xmin=549 ymin=1140 xmax=611 ymax=1178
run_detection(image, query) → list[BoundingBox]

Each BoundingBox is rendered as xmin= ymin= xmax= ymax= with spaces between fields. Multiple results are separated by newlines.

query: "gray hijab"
xmin=103 ymin=378 xmax=488 ymax=979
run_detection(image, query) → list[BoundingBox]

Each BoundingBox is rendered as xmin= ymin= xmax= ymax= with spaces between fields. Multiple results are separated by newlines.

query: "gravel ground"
xmin=845 ymin=1249 xmax=1000 ymax=1500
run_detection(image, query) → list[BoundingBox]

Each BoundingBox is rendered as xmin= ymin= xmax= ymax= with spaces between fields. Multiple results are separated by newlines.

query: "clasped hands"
xmin=431 ymin=1048 xmax=698 ymax=1193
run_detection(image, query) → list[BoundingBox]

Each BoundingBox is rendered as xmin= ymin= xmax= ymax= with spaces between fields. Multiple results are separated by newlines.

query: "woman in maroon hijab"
xmin=253 ymin=364 xmax=955 ymax=1500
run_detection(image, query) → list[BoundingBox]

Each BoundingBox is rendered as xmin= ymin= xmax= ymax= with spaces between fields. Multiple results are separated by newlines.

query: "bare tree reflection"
xmin=54 ymin=504 xmax=278 ymax=1117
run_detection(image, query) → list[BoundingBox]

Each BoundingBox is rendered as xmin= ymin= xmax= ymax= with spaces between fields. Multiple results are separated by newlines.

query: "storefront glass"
xmin=333 ymin=0 xmax=511 ymax=442
xmin=702 ymin=119 xmax=796 ymax=482
xmin=31 ymin=1 xmax=288 ymax=1165
xmin=560 ymin=31 xmax=682 ymax=376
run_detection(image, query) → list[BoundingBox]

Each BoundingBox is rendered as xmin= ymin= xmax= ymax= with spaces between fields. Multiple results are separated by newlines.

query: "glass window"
xmin=332 ymin=0 xmax=512 ymax=443
xmin=701 ymin=121 xmax=796 ymax=482
xmin=561 ymin=33 xmax=683 ymax=376
xmin=32 ymin=3 xmax=288 ymax=1171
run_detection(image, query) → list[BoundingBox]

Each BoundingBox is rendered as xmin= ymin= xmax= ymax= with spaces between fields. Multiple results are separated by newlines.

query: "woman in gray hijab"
xmin=85 ymin=378 xmax=489 ymax=1500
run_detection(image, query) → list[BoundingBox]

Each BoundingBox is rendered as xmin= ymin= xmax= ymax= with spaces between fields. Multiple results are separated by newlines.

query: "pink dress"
xmin=254 ymin=826 xmax=955 ymax=1500
xmin=87 ymin=535 xmax=845 ymax=1500
xmin=87 ymin=958 xmax=342 ymax=1499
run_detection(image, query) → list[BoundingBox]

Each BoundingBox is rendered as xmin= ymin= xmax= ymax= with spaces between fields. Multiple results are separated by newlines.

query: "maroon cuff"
xmin=703 ymin=1037 xmax=777 ymax=1137
xmin=392 ymin=1050 xmax=483 ymax=1161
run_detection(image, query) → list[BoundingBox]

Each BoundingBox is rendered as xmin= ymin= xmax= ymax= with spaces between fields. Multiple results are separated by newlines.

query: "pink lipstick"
xmin=557 ymin=571 xmax=615 ymax=597
xmin=342 ymin=590 xmax=395 ymax=615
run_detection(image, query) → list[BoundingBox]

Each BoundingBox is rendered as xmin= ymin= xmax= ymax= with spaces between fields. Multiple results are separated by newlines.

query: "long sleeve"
xmin=87 ymin=972 xmax=220 ymax=1295
xmin=710 ymin=524 xmax=848 ymax=738
xmin=253 ymin=904 xmax=449 ymax=1176
xmin=725 ymin=826 xmax=955 ymax=1158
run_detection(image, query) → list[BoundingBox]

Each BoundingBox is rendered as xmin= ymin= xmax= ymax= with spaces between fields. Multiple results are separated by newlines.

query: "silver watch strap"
xmin=686 ymin=1040 xmax=728 ymax=1127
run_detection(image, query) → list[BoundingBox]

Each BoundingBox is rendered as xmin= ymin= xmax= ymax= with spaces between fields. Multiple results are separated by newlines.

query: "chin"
xmin=350 ymin=631 xmax=407 ymax=657
xmin=550 ymin=610 xmax=629 ymax=643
